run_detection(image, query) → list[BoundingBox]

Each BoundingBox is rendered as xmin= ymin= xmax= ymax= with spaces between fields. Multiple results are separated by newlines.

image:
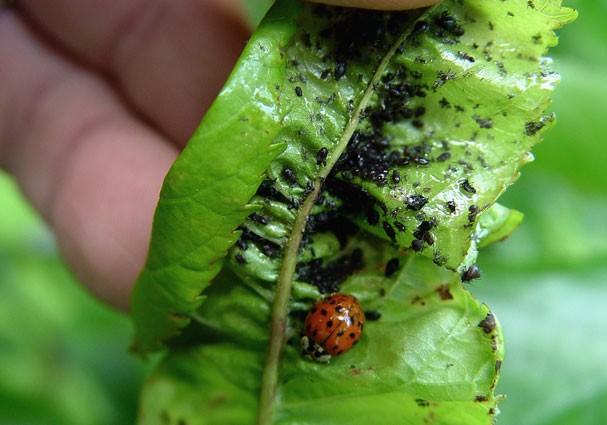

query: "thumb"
xmin=309 ymin=0 xmax=443 ymax=10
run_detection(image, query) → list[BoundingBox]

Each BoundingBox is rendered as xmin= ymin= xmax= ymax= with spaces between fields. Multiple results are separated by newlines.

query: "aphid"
xmin=414 ymin=106 xmax=426 ymax=117
xmin=335 ymin=61 xmax=347 ymax=80
xmin=249 ymin=213 xmax=269 ymax=225
xmin=446 ymin=200 xmax=456 ymax=213
xmin=301 ymin=293 xmax=365 ymax=362
xmin=295 ymin=86 xmax=303 ymax=97
xmin=385 ymin=258 xmax=399 ymax=277
xmin=460 ymin=179 xmax=477 ymax=194
xmin=282 ymin=167 xmax=297 ymax=184
xmin=316 ymin=147 xmax=328 ymax=166
xmin=406 ymin=194 xmax=428 ymax=211
xmin=411 ymin=239 xmax=424 ymax=252
xmin=391 ymin=170 xmax=401 ymax=184
xmin=394 ymin=221 xmax=406 ymax=232
xmin=383 ymin=221 xmax=396 ymax=241
xmin=468 ymin=205 xmax=480 ymax=222
xmin=366 ymin=208 xmax=380 ymax=225
xmin=414 ymin=156 xmax=429 ymax=165
xmin=235 ymin=254 xmax=247 ymax=264
xmin=365 ymin=310 xmax=382 ymax=321
xmin=461 ymin=264 xmax=482 ymax=282
xmin=437 ymin=152 xmax=451 ymax=161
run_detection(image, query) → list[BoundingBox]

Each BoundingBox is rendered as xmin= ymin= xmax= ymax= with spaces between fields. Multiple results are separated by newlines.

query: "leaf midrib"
xmin=254 ymin=6 xmax=435 ymax=424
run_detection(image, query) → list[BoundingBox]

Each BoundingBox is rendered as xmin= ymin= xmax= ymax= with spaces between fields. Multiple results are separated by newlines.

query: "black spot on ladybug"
xmin=295 ymin=86 xmax=303 ymax=97
xmin=478 ymin=312 xmax=496 ymax=334
xmin=321 ymin=309 xmax=327 ymax=315
xmin=337 ymin=331 xmax=344 ymax=337
xmin=326 ymin=320 xmax=333 ymax=327
xmin=306 ymin=324 xmax=311 ymax=331
xmin=349 ymin=333 xmax=356 ymax=338
xmin=461 ymin=264 xmax=482 ymax=282
xmin=330 ymin=299 xmax=336 ymax=305
xmin=311 ymin=307 xmax=317 ymax=313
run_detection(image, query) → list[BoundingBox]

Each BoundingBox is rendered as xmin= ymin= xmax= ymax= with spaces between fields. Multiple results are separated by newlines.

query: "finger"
xmin=310 ymin=0 xmax=443 ymax=9
xmin=0 ymin=10 xmax=178 ymax=310
xmin=17 ymin=0 xmax=250 ymax=144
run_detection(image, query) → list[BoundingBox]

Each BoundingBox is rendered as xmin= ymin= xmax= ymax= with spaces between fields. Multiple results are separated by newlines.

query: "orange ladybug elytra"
xmin=300 ymin=293 xmax=365 ymax=362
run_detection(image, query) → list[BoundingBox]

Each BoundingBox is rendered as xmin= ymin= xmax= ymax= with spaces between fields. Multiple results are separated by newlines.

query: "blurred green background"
xmin=0 ymin=0 xmax=605 ymax=424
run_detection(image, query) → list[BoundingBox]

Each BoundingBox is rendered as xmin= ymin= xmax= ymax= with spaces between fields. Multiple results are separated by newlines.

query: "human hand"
xmin=0 ymin=0 xmax=442 ymax=312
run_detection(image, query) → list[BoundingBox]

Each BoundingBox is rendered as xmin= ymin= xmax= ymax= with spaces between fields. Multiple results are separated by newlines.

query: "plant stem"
xmin=255 ymin=9 xmax=427 ymax=425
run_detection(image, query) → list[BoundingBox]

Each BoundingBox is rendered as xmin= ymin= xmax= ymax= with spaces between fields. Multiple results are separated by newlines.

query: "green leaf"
xmin=477 ymin=203 xmax=524 ymax=248
xmin=131 ymin=0 xmax=575 ymax=423
xmin=327 ymin=0 xmax=577 ymax=273
xmin=471 ymin=268 xmax=607 ymax=425
xmin=138 ymin=255 xmax=504 ymax=425
xmin=130 ymin=2 xmax=299 ymax=352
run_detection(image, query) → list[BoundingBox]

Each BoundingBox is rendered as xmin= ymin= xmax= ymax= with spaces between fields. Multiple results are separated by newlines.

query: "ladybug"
xmin=300 ymin=293 xmax=364 ymax=362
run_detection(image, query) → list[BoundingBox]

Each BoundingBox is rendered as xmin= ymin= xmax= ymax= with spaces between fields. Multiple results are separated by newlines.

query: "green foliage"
xmin=2 ymin=2 xmax=605 ymax=425
xmin=130 ymin=3 xmax=295 ymax=352
xmin=0 ymin=174 xmax=147 ymax=425
xmin=129 ymin=0 xmax=576 ymax=424
xmin=139 ymin=255 xmax=503 ymax=425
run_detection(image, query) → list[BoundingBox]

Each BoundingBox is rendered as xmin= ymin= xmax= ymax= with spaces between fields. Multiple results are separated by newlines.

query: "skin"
xmin=0 ymin=0 xmax=442 ymax=312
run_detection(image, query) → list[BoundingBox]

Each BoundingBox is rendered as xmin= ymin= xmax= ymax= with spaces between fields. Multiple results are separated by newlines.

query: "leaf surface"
xmin=130 ymin=3 xmax=299 ymax=352
xmin=139 ymin=255 xmax=503 ymax=425
xmin=131 ymin=0 xmax=575 ymax=423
